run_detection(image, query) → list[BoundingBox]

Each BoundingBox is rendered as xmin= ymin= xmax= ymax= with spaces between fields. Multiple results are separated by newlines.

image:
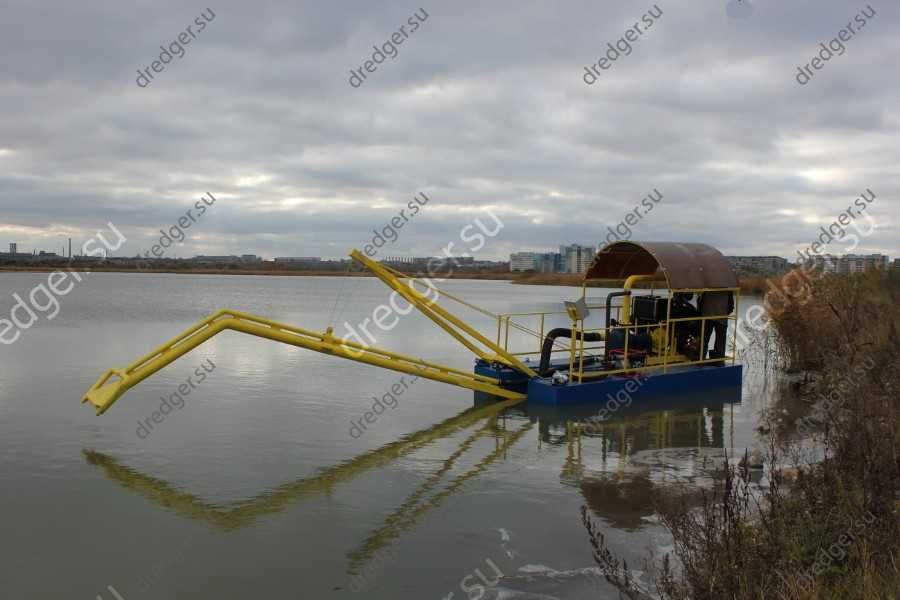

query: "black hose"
xmin=605 ymin=291 xmax=631 ymax=361
xmin=539 ymin=328 xmax=604 ymax=375
xmin=605 ymin=291 xmax=631 ymax=332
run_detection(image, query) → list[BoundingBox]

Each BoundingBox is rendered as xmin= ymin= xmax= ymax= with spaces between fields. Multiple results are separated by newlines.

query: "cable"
xmin=328 ymin=259 xmax=354 ymax=328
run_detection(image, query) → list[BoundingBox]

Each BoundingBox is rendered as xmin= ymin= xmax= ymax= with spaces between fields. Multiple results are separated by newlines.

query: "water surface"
xmin=0 ymin=273 xmax=773 ymax=599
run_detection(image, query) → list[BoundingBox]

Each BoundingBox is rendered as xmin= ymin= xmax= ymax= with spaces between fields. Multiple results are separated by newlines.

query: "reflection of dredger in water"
xmin=83 ymin=397 xmax=532 ymax=579
xmin=82 ymin=398 xmax=526 ymax=530
xmin=85 ymin=386 xmax=738 ymax=586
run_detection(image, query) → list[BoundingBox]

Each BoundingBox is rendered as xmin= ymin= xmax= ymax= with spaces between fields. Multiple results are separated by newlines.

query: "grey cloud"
xmin=0 ymin=0 xmax=897 ymax=260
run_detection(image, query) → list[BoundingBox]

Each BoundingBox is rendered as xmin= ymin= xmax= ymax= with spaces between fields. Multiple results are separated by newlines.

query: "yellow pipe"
xmin=358 ymin=250 xmax=530 ymax=369
xmin=350 ymin=250 xmax=538 ymax=377
xmin=82 ymin=309 xmax=525 ymax=415
xmin=351 ymin=251 xmax=499 ymax=362
xmin=620 ymin=273 xmax=666 ymax=324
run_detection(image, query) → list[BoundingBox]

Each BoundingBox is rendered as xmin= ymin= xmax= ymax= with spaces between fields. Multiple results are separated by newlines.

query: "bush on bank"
xmin=584 ymin=270 xmax=900 ymax=599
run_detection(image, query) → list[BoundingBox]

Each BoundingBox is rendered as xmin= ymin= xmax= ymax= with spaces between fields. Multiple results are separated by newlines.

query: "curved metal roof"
xmin=583 ymin=241 xmax=738 ymax=289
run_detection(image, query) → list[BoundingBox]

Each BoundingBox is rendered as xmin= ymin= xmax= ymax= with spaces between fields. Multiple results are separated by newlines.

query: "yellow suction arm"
xmin=82 ymin=308 xmax=524 ymax=415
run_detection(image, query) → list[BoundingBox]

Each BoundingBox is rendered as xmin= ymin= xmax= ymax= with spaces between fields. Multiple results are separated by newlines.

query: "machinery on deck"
xmin=82 ymin=240 xmax=742 ymax=414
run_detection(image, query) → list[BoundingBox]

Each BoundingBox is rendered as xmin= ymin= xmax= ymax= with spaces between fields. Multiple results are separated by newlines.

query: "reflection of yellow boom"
xmin=82 ymin=397 xmax=525 ymax=530
xmin=346 ymin=419 xmax=532 ymax=573
xmin=83 ymin=249 xmax=531 ymax=415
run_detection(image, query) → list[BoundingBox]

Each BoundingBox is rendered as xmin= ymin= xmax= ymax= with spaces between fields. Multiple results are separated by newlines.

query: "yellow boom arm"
xmin=350 ymin=249 xmax=538 ymax=377
xmin=82 ymin=248 xmax=541 ymax=415
xmin=82 ymin=308 xmax=524 ymax=415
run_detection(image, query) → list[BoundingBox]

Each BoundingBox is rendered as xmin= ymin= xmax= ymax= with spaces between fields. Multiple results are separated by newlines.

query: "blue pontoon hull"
xmin=474 ymin=359 xmax=743 ymax=407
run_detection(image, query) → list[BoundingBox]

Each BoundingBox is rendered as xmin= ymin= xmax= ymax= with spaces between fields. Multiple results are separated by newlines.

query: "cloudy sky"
xmin=0 ymin=0 xmax=896 ymax=261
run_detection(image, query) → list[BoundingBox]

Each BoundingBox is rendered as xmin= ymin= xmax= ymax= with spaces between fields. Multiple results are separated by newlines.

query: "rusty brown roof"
xmin=583 ymin=241 xmax=738 ymax=289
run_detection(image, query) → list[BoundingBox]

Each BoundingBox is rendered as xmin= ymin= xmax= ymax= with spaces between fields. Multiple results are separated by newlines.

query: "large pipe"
xmin=604 ymin=291 xmax=630 ymax=363
xmin=540 ymin=274 xmax=666 ymax=376
xmin=605 ymin=291 xmax=630 ymax=331
xmin=538 ymin=328 xmax=604 ymax=375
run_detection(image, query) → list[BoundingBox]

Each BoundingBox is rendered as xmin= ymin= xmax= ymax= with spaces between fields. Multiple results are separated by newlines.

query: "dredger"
xmin=82 ymin=240 xmax=743 ymax=414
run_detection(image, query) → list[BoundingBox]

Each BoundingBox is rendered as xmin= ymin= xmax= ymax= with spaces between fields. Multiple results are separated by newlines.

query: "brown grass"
xmin=583 ymin=270 xmax=900 ymax=599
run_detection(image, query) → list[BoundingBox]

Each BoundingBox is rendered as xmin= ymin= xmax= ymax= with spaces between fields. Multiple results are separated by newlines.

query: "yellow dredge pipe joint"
xmin=618 ymin=273 xmax=666 ymax=324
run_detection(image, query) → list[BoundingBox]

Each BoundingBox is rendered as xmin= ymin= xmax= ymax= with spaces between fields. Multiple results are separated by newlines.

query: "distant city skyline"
xmin=2 ymin=236 xmax=894 ymax=267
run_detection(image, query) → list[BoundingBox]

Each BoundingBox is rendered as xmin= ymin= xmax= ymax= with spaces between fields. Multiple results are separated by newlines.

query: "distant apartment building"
xmin=9 ymin=242 xmax=17 ymax=254
xmin=510 ymin=246 xmax=592 ymax=273
xmin=191 ymin=254 xmax=261 ymax=265
xmin=809 ymin=253 xmax=891 ymax=274
xmin=385 ymin=256 xmax=470 ymax=270
xmin=534 ymin=252 xmax=561 ymax=273
xmin=560 ymin=244 xmax=595 ymax=274
xmin=379 ymin=256 xmax=480 ymax=272
xmin=841 ymin=253 xmax=890 ymax=273
xmin=381 ymin=256 xmax=424 ymax=266
xmin=510 ymin=252 xmax=539 ymax=272
xmin=274 ymin=256 xmax=321 ymax=265
xmin=726 ymin=256 xmax=790 ymax=276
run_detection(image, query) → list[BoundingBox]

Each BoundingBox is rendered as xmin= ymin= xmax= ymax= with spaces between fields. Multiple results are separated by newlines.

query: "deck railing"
xmin=494 ymin=288 xmax=740 ymax=381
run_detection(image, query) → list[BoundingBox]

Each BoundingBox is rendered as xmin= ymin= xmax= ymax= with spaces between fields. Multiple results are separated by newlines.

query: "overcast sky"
xmin=0 ymin=0 xmax=897 ymax=261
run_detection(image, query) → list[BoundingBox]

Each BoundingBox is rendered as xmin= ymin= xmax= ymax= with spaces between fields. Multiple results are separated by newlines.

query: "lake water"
xmin=0 ymin=272 xmax=774 ymax=599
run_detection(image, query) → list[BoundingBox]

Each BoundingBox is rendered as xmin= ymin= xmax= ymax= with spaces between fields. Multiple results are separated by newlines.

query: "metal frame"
xmin=493 ymin=286 xmax=740 ymax=383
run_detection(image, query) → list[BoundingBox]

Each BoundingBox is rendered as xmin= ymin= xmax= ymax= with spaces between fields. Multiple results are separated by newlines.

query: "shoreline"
xmin=0 ymin=265 xmax=769 ymax=292
xmin=0 ymin=265 xmax=521 ymax=280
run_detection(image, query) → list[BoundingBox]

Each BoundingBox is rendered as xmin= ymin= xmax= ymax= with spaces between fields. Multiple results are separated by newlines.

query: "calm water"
xmin=0 ymin=273 xmax=773 ymax=599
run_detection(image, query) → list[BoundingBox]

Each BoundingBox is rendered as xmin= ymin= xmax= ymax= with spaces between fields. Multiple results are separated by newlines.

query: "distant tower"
xmin=68 ymin=238 xmax=72 ymax=259
xmin=9 ymin=242 xmax=16 ymax=255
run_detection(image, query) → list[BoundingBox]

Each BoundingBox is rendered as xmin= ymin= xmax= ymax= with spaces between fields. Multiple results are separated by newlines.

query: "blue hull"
xmin=526 ymin=364 xmax=743 ymax=406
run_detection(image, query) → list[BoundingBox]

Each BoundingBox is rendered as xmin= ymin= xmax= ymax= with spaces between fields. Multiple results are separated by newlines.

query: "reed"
xmin=584 ymin=270 xmax=900 ymax=599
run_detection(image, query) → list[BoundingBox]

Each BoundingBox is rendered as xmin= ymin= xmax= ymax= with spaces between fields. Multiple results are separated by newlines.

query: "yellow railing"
xmin=494 ymin=303 xmax=612 ymax=359
xmin=493 ymin=288 xmax=740 ymax=381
